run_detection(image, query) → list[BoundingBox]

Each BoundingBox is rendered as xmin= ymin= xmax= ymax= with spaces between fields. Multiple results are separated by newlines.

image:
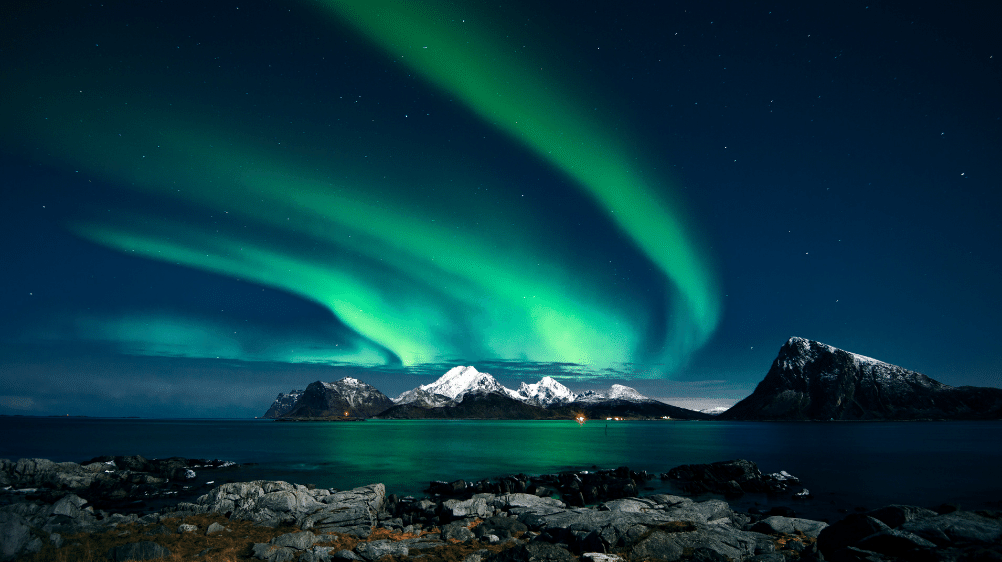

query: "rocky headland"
xmin=3 ymin=457 xmax=999 ymax=562
xmin=279 ymin=380 xmax=395 ymax=420
xmin=719 ymin=337 xmax=1002 ymax=421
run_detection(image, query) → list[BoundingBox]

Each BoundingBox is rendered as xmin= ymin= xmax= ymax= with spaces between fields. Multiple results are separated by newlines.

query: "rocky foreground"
xmin=1 ymin=458 xmax=1000 ymax=562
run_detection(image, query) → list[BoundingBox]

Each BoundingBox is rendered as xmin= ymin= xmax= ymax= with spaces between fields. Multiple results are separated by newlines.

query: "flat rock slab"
xmin=272 ymin=531 xmax=318 ymax=550
xmin=355 ymin=539 xmax=409 ymax=560
xmin=253 ymin=544 xmax=295 ymax=562
xmin=0 ymin=512 xmax=36 ymax=562
xmin=899 ymin=511 xmax=1002 ymax=546
xmin=512 ymin=494 xmax=739 ymax=550
xmin=864 ymin=504 xmax=939 ymax=529
xmin=749 ymin=515 xmax=829 ymax=538
xmin=629 ymin=524 xmax=764 ymax=562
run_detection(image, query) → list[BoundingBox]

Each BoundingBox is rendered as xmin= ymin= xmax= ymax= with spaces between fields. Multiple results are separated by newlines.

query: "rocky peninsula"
xmin=2 ymin=457 xmax=999 ymax=562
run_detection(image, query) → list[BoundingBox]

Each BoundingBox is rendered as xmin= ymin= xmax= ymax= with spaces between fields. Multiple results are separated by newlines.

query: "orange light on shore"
xmin=575 ymin=414 xmax=586 ymax=425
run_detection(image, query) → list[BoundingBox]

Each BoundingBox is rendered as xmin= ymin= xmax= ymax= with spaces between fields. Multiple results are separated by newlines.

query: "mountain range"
xmin=263 ymin=365 xmax=710 ymax=420
xmin=263 ymin=338 xmax=1002 ymax=421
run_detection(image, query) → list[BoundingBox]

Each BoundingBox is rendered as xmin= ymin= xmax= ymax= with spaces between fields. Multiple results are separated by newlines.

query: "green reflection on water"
xmin=279 ymin=419 xmax=725 ymax=493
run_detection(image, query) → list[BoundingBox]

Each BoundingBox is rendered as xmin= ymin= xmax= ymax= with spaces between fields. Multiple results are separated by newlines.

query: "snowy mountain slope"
xmin=262 ymin=389 xmax=304 ymax=419
xmin=394 ymin=366 xmax=656 ymax=409
xmin=516 ymin=376 xmax=576 ymax=406
xmin=396 ymin=366 xmax=518 ymax=403
xmin=393 ymin=387 xmax=454 ymax=408
xmin=572 ymin=384 xmax=653 ymax=404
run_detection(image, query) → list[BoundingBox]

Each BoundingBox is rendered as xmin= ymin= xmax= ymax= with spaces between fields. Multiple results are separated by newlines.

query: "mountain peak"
xmin=721 ymin=337 xmax=1002 ymax=420
xmin=516 ymin=376 xmax=575 ymax=406
xmin=415 ymin=366 xmax=515 ymax=401
xmin=279 ymin=378 xmax=394 ymax=418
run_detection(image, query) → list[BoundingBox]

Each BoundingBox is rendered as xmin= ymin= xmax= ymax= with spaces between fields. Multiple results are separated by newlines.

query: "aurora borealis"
xmin=2 ymin=0 xmax=1000 ymax=417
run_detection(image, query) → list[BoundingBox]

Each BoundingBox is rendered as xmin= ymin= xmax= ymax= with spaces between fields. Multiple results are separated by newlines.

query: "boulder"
xmin=485 ymin=542 xmax=577 ymax=562
xmin=854 ymin=528 xmax=937 ymax=557
xmin=493 ymin=494 xmax=565 ymax=510
xmin=442 ymin=522 xmax=476 ymax=542
xmin=817 ymin=514 xmax=892 ymax=556
xmin=272 ymin=531 xmax=318 ymax=550
xmin=0 ymin=512 xmax=35 ymax=562
xmin=302 ymin=484 xmax=385 ymax=535
xmin=355 ymin=539 xmax=409 ymax=560
xmin=899 ymin=510 xmax=1002 ymax=547
xmin=300 ymin=546 xmax=335 ymax=562
xmin=475 ymin=516 xmax=528 ymax=540
xmin=505 ymin=493 xmax=771 ymax=555
xmin=106 ymin=541 xmax=171 ymax=561
xmin=50 ymin=494 xmax=87 ymax=518
xmin=749 ymin=515 xmax=829 ymax=538
xmin=252 ymin=542 xmax=296 ymax=562
xmin=332 ymin=549 xmax=363 ymax=561
xmin=444 ymin=494 xmax=494 ymax=519
xmin=665 ymin=459 xmax=796 ymax=495
xmin=628 ymin=524 xmax=763 ymax=562
xmin=189 ymin=480 xmax=384 ymax=534
xmin=463 ymin=549 xmax=495 ymax=562
xmin=864 ymin=504 xmax=939 ymax=529
xmin=3 ymin=458 xmax=97 ymax=491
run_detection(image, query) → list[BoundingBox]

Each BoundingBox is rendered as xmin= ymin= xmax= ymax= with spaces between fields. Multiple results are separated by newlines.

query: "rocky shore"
xmin=2 ymin=458 xmax=999 ymax=562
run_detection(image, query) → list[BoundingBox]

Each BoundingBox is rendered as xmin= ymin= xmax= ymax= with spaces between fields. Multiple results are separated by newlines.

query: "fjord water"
xmin=3 ymin=418 xmax=1000 ymax=520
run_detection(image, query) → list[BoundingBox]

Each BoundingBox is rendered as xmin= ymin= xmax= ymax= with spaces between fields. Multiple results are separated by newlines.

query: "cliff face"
xmin=262 ymin=389 xmax=304 ymax=419
xmin=719 ymin=337 xmax=1002 ymax=420
xmin=282 ymin=378 xmax=395 ymax=419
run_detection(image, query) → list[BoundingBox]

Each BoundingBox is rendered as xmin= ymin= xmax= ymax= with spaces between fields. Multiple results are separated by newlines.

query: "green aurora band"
xmin=3 ymin=0 xmax=721 ymax=377
xmin=314 ymin=0 xmax=721 ymax=362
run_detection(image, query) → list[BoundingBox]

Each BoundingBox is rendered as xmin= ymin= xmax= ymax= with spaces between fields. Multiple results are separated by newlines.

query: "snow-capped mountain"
xmin=699 ymin=406 xmax=731 ymax=416
xmin=394 ymin=366 xmax=656 ymax=409
xmin=265 ymin=369 xmax=714 ymax=420
xmin=572 ymin=384 xmax=653 ymax=404
xmin=516 ymin=376 xmax=576 ymax=406
xmin=396 ymin=366 xmax=517 ymax=403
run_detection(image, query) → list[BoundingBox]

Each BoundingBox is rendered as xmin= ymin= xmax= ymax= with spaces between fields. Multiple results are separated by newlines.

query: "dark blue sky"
xmin=2 ymin=0 xmax=1000 ymax=417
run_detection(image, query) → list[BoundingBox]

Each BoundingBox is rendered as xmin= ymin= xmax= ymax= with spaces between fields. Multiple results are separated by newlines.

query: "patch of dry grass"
xmin=22 ymin=513 xmax=300 ymax=562
xmin=19 ymin=515 xmax=513 ymax=562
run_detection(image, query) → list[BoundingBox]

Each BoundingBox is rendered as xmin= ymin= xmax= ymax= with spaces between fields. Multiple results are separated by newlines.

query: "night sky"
xmin=2 ymin=0 xmax=999 ymax=418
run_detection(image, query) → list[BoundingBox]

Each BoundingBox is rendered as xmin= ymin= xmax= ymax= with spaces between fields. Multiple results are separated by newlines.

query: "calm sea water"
xmin=3 ymin=418 xmax=1000 ymax=521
